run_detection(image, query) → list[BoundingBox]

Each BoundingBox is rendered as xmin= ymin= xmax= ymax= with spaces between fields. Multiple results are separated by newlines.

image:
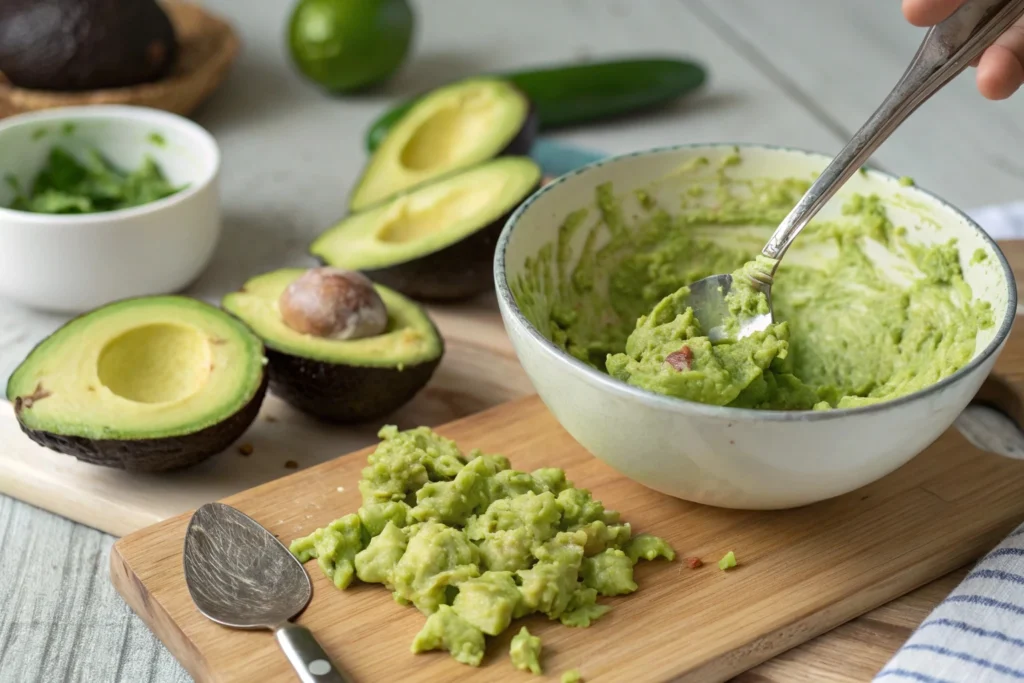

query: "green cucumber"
xmin=364 ymin=58 xmax=707 ymax=152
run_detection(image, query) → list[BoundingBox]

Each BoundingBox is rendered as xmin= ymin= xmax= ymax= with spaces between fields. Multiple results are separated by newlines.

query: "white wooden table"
xmin=4 ymin=1 xmax=1024 ymax=681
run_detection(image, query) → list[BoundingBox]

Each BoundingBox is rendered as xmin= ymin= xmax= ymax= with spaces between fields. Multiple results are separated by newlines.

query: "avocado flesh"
xmin=313 ymin=156 xmax=542 ymax=300
xmin=6 ymin=296 xmax=267 ymax=472
xmin=0 ymin=0 xmax=178 ymax=91
xmin=350 ymin=78 xmax=537 ymax=212
xmin=222 ymin=269 xmax=443 ymax=422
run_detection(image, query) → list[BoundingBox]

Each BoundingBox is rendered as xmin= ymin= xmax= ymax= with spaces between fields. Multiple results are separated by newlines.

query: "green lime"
xmin=288 ymin=0 xmax=414 ymax=93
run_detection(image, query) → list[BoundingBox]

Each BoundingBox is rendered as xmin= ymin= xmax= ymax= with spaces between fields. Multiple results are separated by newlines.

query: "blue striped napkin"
xmin=874 ymin=528 xmax=1024 ymax=683
xmin=534 ymin=139 xmax=1024 ymax=683
xmin=875 ymin=203 xmax=1024 ymax=683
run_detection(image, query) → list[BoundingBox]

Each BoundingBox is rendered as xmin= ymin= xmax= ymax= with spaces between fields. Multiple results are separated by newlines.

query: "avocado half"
xmin=313 ymin=156 xmax=542 ymax=301
xmin=5 ymin=297 xmax=268 ymax=473
xmin=222 ymin=269 xmax=444 ymax=423
xmin=349 ymin=77 xmax=538 ymax=212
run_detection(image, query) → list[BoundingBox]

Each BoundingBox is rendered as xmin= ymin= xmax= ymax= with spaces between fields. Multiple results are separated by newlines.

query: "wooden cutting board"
xmin=111 ymin=315 xmax=1024 ymax=682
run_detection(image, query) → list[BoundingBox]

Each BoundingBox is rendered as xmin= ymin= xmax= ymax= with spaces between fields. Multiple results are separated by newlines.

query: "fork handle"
xmin=759 ymin=0 xmax=1024 ymax=274
xmin=275 ymin=624 xmax=352 ymax=683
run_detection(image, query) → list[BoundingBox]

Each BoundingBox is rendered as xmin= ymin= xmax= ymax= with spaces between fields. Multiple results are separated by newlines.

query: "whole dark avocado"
xmin=0 ymin=0 xmax=178 ymax=91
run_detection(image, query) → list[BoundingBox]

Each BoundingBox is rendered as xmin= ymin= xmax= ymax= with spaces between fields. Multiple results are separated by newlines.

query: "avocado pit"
xmin=223 ymin=268 xmax=445 ymax=423
xmin=279 ymin=267 xmax=388 ymax=341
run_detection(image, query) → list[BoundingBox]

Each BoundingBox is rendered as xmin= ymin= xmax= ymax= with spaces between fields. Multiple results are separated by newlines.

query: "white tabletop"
xmin=4 ymin=1 xmax=1024 ymax=681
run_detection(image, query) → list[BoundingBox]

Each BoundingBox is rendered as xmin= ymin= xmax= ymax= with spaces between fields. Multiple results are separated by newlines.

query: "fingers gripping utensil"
xmin=184 ymin=502 xmax=351 ymax=683
xmin=689 ymin=0 xmax=1024 ymax=343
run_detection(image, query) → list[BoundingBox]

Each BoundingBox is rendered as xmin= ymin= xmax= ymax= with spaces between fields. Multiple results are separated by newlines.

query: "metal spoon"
xmin=183 ymin=502 xmax=351 ymax=683
xmin=690 ymin=0 xmax=1024 ymax=343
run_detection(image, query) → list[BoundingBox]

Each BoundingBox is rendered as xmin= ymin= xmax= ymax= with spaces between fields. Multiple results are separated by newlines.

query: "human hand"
xmin=903 ymin=0 xmax=1024 ymax=99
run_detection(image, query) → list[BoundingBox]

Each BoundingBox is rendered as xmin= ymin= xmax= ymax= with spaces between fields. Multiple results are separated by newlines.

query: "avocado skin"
xmin=265 ymin=344 xmax=442 ymax=423
xmin=0 ymin=0 xmax=178 ymax=91
xmin=14 ymin=371 xmax=268 ymax=473
xmin=332 ymin=179 xmax=541 ymax=302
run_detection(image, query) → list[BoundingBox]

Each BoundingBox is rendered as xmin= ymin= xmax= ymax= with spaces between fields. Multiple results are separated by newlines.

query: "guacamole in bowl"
xmin=495 ymin=144 xmax=1015 ymax=509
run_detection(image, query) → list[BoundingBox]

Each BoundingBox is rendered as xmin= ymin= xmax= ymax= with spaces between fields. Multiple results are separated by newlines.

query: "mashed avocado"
xmin=510 ymin=626 xmax=543 ymax=674
xmin=512 ymin=151 xmax=993 ymax=410
xmin=290 ymin=426 xmax=675 ymax=667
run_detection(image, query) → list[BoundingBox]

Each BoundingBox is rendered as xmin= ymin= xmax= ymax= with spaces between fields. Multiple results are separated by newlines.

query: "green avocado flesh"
xmin=350 ymin=78 xmax=533 ymax=211
xmin=221 ymin=269 xmax=442 ymax=367
xmin=6 ymin=146 xmax=186 ymax=214
xmin=512 ymin=151 xmax=997 ymax=411
xmin=289 ymin=425 xmax=674 ymax=667
xmin=6 ymin=297 xmax=266 ymax=440
xmin=313 ymin=156 xmax=542 ymax=271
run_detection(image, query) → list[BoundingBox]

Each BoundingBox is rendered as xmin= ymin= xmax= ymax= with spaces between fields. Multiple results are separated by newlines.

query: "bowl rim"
xmin=494 ymin=142 xmax=1018 ymax=423
xmin=0 ymin=104 xmax=220 ymax=225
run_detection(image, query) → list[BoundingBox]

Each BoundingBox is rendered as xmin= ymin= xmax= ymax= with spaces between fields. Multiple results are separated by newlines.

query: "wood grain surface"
xmin=112 ymin=307 xmax=1024 ymax=683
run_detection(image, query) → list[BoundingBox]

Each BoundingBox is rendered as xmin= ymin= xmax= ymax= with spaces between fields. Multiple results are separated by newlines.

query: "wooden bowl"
xmin=0 ymin=2 xmax=240 ymax=119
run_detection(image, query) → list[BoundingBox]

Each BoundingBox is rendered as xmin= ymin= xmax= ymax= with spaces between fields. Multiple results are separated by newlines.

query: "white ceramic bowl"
xmin=495 ymin=144 xmax=1017 ymax=509
xmin=0 ymin=105 xmax=221 ymax=313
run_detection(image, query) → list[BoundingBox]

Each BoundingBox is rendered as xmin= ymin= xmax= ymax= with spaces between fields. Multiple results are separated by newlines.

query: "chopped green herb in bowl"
xmin=6 ymin=146 xmax=187 ymax=215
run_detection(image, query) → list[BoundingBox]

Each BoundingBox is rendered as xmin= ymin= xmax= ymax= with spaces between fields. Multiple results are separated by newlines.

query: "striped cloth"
xmin=874 ymin=526 xmax=1024 ymax=682
xmin=874 ymin=203 xmax=1024 ymax=683
xmin=534 ymin=139 xmax=1024 ymax=682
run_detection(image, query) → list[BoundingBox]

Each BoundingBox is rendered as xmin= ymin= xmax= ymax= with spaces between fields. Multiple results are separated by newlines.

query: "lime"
xmin=288 ymin=0 xmax=414 ymax=93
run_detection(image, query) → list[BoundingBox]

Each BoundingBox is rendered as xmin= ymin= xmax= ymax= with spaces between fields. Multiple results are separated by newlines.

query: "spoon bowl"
xmin=686 ymin=272 xmax=773 ymax=343
xmin=183 ymin=502 xmax=350 ymax=682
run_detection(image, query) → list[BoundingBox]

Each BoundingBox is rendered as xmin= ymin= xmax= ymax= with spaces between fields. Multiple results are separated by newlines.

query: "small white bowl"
xmin=495 ymin=144 xmax=1017 ymax=510
xmin=0 ymin=105 xmax=221 ymax=313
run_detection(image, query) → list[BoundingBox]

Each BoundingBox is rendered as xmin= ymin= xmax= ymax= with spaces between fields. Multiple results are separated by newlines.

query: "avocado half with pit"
xmin=350 ymin=77 xmax=538 ymax=212
xmin=313 ymin=156 xmax=542 ymax=301
xmin=5 ymin=297 xmax=268 ymax=472
xmin=221 ymin=269 xmax=444 ymax=422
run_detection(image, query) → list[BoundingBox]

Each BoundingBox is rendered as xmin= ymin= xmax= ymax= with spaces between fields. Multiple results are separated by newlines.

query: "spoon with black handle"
xmin=689 ymin=0 xmax=1024 ymax=343
xmin=183 ymin=502 xmax=352 ymax=683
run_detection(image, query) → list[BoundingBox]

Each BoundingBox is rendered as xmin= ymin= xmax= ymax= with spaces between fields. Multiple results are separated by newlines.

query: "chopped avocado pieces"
xmin=290 ymin=426 xmax=675 ymax=667
xmin=719 ymin=551 xmax=738 ymax=571
xmin=288 ymin=513 xmax=364 ymax=589
xmin=350 ymin=77 xmax=536 ymax=211
xmin=6 ymin=146 xmax=186 ymax=214
xmin=560 ymin=586 xmax=611 ymax=627
xmin=312 ymin=156 xmax=542 ymax=301
xmin=625 ymin=533 xmax=678 ymax=563
xmin=581 ymin=549 xmax=637 ymax=596
xmin=562 ymin=668 xmax=583 ymax=683
xmin=452 ymin=571 xmax=521 ymax=635
xmin=5 ymin=296 xmax=267 ymax=472
xmin=411 ymin=604 xmax=486 ymax=666
xmin=509 ymin=626 xmax=542 ymax=674
xmin=222 ymin=269 xmax=443 ymax=422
